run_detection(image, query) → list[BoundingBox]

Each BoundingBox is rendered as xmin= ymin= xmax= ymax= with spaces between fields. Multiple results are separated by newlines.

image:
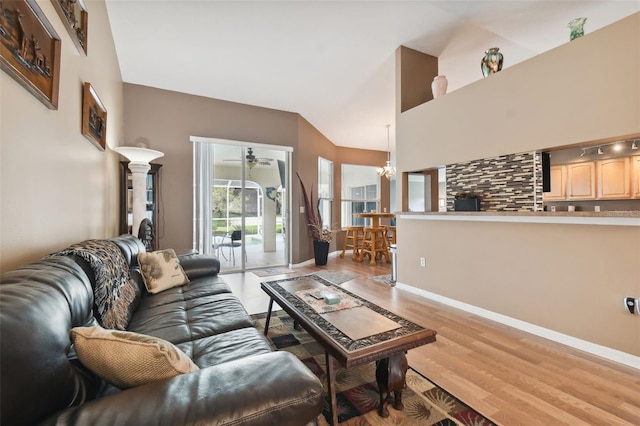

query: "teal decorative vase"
xmin=568 ymin=17 xmax=587 ymax=40
xmin=481 ymin=47 xmax=503 ymax=77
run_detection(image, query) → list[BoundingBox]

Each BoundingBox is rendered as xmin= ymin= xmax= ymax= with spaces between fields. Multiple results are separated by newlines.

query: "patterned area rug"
xmin=311 ymin=270 xmax=359 ymax=285
xmin=369 ymin=274 xmax=395 ymax=286
xmin=252 ymin=267 xmax=296 ymax=277
xmin=252 ymin=310 xmax=496 ymax=425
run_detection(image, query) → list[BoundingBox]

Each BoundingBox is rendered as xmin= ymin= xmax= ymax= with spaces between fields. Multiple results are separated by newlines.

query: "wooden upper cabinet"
xmin=597 ymin=158 xmax=631 ymax=199
xmin=632 ymin=156 xmax=640 ymax=199
xmin=543 ymin=165 xmax=567 ymax=200
xmin=567 ymin=162 xmax=595 ymax=200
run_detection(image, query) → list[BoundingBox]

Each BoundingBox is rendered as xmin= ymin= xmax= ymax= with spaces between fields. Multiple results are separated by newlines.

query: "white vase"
xmin=431 ymin=75 xmax=448 ymax=98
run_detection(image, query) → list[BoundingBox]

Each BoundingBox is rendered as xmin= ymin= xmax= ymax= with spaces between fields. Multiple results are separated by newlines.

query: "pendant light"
xmin=376 ymin=124 xmax=395 ymax=180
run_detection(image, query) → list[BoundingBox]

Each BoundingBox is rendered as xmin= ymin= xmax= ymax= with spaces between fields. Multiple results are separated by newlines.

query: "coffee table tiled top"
xmin=260 ymin=274 xmax=437 ymax=368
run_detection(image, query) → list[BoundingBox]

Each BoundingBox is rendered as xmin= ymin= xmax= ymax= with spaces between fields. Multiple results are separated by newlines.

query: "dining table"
xmin=353 ymin=212 xmax=395 ymax=228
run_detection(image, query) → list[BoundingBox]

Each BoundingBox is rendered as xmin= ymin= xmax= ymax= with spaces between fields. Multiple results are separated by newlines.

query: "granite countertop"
xmin=396 ymin=210 xmax=640 ymax=226
xmin=398 ymin=210 xmax=640 ymax=217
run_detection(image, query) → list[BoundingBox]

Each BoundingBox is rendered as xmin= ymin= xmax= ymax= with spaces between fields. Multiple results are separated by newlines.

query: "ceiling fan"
xmin=224 ymin=148 xmax=274 ymax=176
xmin=243 ymin=148 xmax=274 ymax=168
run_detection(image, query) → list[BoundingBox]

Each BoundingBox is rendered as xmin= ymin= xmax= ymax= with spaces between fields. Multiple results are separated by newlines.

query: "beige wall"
xmin=395 ymin=14 xmax=640 ymax=357
xmin=398 ymin=13 xmax=640 ymax=171
xmin=397 ymin=219 xmax=640 ymax=355
xmin=0 ymin=0 xmax=122 ymax=272
xmin=396 ymin=46 xmax=438 ymax=113
xmin=122 ymin=84 xmax=300 ymax=256
xmin=122 ymin=85 xmax=388 ymax=264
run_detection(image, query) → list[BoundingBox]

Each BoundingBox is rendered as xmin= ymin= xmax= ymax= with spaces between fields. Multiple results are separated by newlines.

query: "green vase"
xmin=568 ymin=17 xmax=587 ymax=41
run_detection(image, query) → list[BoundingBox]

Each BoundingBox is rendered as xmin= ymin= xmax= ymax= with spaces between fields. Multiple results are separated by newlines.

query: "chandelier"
xmin=377 ymin=124 xmax=395 ymax=179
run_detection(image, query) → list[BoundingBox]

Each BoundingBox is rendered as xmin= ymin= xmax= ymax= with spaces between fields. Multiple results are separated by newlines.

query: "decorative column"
xmin=113 ymin=146 xmax=164 ymax=237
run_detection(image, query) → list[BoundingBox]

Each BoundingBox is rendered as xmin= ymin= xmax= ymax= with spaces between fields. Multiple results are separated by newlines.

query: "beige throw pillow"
xmin=137 ymin=249 xmax=189 ymax=294
xmin=70 ymin=326 xmax=199 ymax=389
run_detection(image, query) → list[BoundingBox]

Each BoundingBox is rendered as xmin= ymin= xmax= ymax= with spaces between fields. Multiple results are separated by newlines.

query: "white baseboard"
xmin=396 ymin=282 xmax=640 ymax=370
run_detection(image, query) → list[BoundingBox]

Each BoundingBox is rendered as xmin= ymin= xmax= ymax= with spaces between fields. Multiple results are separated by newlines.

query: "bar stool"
xmin=358 ymin=227 xmax=390 ymax=265
xmin=339 ymin=226 xmax=364 ymax=260
xmin=385 ymin=226 xmax=396 ymax=245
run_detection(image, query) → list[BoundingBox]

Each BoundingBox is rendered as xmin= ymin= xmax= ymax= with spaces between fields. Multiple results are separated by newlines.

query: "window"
xmin=341 ymin=164 xmax=379 ymax=227
xmin=318 ymin=157 xmax=333 ymax=228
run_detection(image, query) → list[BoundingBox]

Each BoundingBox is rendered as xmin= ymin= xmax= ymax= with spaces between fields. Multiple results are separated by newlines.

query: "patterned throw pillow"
xmin=70 ymin=326 xmax=199 ymax=389
xmin=137 ymin=249 xmax=190 ymax=294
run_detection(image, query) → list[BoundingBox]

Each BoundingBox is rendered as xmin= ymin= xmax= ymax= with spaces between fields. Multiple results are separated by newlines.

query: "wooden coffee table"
xmin=261 ymin=275 xmax=437 ymax=425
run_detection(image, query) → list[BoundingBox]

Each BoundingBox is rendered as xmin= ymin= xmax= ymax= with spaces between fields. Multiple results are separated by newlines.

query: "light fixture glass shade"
xmin=377 ymin=160 xmax=396 ymax=180
xmin=113 ymin=146 xmax=164 ymax=164
xmin=632 ymin=141 xmax=638 ymax=150
xmin=597 ymin=147 xmax=604 ymax=155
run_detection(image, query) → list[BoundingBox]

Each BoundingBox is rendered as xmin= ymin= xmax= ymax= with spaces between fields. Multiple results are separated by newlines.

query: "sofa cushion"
xmin=136 ymin=276 xmax=232 ymax=310
xmin=127 ymin=293 xmax=254 ymax=344
xmin=177 ymin=327 xmax=272 ymax=367
xmin=71 ymin=326 xmax=199 ymax=389
xmin=110 ymin=234 xmax=147 ymax=268
xmin=137 ymin=249 xmax=190 ymax=294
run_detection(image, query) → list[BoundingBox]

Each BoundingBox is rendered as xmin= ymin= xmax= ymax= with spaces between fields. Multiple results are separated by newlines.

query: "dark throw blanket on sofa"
xmin=49 ymin=240 xmax=137 ymax=330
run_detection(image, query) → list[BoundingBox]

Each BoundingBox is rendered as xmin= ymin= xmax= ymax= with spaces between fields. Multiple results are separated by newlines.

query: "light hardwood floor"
xmin=221 ymin=254 xmax=640 ymax=425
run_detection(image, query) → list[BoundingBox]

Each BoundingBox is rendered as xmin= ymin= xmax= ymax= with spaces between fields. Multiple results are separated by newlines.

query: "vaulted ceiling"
xmin=106 ymin=1 xmax=639 ymax=151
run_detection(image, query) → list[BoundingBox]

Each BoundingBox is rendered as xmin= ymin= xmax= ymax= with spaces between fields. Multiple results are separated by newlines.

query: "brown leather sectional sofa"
xmin=0 ymin=235 xmax=323 ymax=425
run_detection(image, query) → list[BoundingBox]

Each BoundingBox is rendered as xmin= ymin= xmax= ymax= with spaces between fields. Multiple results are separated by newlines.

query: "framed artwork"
xmin=50 ymin=0 xmax=88 ymax=55
xmin=0 ymin=0 xmax=61 ymax=109
xmin=82 ymin=82 xmax=107 ymax=150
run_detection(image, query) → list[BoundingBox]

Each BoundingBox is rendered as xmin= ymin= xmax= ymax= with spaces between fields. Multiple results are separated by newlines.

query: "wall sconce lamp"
xmin=113 ymin=146 xmax=164 ymax=237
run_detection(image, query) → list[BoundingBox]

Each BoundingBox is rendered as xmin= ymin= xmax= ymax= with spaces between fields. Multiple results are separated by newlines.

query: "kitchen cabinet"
xmin=543 ymin=165 xmax=567 ymax=200
xmin=597 ymin=158 xmax=631 ymax=199
xmin=632 ymin=156 xmax=640 ymax=199
xmin=120 ymin=161 xmax=162 ymax=250
xmin=567 ymin=162 xmax=595 ymax=200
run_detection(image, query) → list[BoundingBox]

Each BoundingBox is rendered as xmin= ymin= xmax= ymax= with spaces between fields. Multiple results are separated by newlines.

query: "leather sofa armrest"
xmin=178 ymin=253 xmax=221 ymax=279
xmin=40 ymin=352 xmax=323 ymax=426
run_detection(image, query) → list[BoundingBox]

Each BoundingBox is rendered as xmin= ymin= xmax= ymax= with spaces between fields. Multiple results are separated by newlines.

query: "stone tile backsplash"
xmin=446 ymin=152 xmax=543 ymax=211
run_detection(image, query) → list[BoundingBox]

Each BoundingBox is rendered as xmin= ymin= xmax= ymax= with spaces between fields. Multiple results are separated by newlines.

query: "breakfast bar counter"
xmin=396 ymin=211 xmax=640 ymax=227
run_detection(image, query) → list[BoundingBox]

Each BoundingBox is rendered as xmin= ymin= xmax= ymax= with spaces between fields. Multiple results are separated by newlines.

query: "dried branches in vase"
xmin=296 ymin=172 xmax=334 ymax=243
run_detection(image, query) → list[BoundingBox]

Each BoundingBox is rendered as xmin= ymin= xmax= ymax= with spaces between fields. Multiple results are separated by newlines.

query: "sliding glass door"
xmin=193 ymin=138 xmax=290 ymax=272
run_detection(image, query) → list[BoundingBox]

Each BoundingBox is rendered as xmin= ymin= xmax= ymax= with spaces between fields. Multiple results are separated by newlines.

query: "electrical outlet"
xmin=623 ymin=297 xmax=638 ymax=314
xmin=300 ymin=206 xmax=305 ymax=214
xmin=420 ymin=257 xmax=426 ymax=267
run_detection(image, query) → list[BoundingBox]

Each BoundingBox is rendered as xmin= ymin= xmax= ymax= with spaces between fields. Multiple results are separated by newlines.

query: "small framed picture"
xmin=81 ymin=82 xmax=107 ymax=150
xmin=50 ymin=0 xmax=88 ymax=55
xmin=0 ymin=0 xmax=62 ymax=109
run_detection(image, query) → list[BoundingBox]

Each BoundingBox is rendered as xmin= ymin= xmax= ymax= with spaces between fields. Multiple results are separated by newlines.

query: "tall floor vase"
xmin=313 ymin=241 xmax=329 ymax=266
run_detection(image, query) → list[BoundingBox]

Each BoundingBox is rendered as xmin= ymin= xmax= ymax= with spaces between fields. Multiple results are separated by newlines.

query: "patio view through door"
xmin=192 ymin=138 xmax=291 ymax=272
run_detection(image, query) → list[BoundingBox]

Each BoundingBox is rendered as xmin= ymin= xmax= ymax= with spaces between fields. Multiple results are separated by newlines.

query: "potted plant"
xmin=454 ymin=191 xmax=482 ymax=211
xmin=297 ymin=172 xmax=333 ymax=265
